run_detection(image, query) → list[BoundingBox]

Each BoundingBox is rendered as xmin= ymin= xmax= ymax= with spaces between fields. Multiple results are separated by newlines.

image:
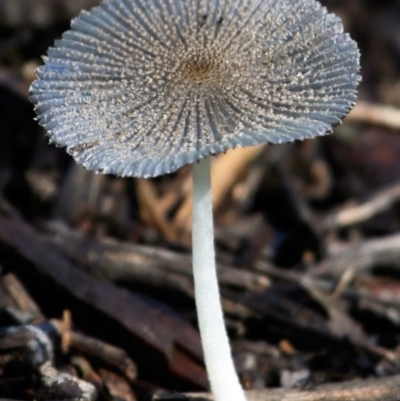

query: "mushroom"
xmin=29 ymin=1 xmax=360 ymax=401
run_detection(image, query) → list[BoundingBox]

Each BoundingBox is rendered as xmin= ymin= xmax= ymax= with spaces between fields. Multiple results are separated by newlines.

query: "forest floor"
xmin=2 ymin=1 xmax=400 ymax=400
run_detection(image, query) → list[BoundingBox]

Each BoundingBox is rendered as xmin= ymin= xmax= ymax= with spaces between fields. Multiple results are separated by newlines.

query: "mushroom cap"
xmin=30 ymin=0 xmax=360 ymax=178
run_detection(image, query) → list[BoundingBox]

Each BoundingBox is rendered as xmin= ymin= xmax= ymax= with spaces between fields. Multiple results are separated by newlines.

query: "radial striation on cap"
xmin=30 ymin=0 xmax=360 ymax=178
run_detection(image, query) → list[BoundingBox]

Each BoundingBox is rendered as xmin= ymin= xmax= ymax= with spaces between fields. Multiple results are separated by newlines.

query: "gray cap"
xmin=30 ymin=0 xmax=360 ymax=178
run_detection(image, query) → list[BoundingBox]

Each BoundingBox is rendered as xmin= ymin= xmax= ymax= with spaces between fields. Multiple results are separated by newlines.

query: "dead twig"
xmin=321 ymin=182 xmax=400 ymax=232
xmin=174 ymin=146 xmax=265 ymax=232
xmin=68 ymin=330 xmax=138 ymax=381
xmin=99 ymin=368 xmax=138 ymax=401
xmin=2 ymin=273 xmax=44 ymax=323
xmin=0 ymin=216 xmax=208 ymax=389
xmin=42 ymin=220 xmax=270 ymax=296
xmin=300 ymin=277 xmax=398 ymax=363
xmin=307 ymin=233 xmax=400 ymax=278
xmin=136 ymin=178 xmax=179 ymax=242
xmin=346 ymin=101 xmax=400 ymax=131
xmin=153 ymin=374 xmax=400 ymax=401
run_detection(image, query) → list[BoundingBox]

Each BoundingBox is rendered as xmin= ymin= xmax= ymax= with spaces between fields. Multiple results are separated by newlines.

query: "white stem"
xmin=192 ymin=157 xmax=247 ymax=401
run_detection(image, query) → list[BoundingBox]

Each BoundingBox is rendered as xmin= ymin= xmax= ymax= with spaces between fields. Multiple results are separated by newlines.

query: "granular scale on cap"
xmin=30 ymin=0 xmax=360 ymax=178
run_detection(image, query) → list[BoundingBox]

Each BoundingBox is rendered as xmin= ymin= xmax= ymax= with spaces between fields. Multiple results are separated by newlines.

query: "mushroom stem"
xmin=192 ymin=156 xmax=247 ymax=401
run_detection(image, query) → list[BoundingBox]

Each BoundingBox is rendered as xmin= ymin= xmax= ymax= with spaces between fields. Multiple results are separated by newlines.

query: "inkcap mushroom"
xmin=30 ymin=1 xmax=360 ymax=401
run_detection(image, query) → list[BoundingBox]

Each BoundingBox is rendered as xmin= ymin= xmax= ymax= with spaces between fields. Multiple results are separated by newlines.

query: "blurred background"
xmin=1 ymin=0 xmax=400 ymax=400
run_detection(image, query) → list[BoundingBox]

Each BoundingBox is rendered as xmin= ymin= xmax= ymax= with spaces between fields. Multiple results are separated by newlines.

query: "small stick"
xmin=2 ymin=273 xmax=44 ymax=322
xmin=321 ymin=182 xmax=400 ymax=232
xmin=346 ymin=101 xmax=400 ymax=130
xmin=175 ymin=146 xmax=265 ymax=232
xmin=69 ymin=331 xmax=137 ymax=381
xmin=136 ymin=178 xmax=178 ymax=242
xmin=307 ymin=233 xmax=400 ymax=277
xmin=153 ymin=373 xmax=400 ymax=401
